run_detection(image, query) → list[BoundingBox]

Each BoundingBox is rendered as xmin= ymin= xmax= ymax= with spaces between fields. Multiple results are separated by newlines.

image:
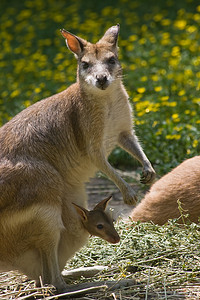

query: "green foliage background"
xmin=1 ymin=0 xmax=200 ymax=175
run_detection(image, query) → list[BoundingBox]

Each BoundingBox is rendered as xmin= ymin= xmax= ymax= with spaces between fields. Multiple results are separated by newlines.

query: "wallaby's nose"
xmin=96 ymin=75 xmax=108 ymax=89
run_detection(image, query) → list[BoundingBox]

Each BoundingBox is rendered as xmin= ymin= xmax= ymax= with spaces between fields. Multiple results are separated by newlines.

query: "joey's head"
xmin=60 ymin=24 xmax=122 ymax=92
xmin=72 ymin=195 xmax=120 ymax=244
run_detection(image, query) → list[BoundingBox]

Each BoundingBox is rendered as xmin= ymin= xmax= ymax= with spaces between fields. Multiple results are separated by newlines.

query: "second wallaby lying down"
xmin=0 ymin=196 xmax=119 ymax=292
xmin=131 ymin=156 xmax=200 ymax=225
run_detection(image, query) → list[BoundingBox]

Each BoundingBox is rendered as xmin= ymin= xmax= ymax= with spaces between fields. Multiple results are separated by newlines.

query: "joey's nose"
xmin=96 ymin=75 xmax=108 ymax=89
xmin=108 ymin=234 xmax=120 ymax=244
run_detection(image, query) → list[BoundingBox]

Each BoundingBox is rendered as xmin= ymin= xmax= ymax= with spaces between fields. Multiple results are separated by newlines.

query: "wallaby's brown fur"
xmin=131 ymin=156 xmax=200 ymax=225
xmin=0 ymin=25 xmax=155 ymax=291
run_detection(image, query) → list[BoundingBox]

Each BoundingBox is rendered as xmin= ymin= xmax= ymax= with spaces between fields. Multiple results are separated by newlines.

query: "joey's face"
xmin=85 ymin=210 xmax=120 ymax=244
xmin=78 ymin=45 xmax=122 ymax=91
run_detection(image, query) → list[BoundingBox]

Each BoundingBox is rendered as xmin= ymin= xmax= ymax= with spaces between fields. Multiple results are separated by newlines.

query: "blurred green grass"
xmin=0 ymin=0 xmax=200 ymax=175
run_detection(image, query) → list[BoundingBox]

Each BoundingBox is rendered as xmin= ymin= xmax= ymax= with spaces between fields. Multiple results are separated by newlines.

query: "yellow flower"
xmin=129 ymin=64 xmax=136 ymax=71
xmin=174 ymin=126 xmax=183 ymax=132
xmin=184 ymin=110 xmax=190 ymax=114
xmin=161 ymin=19 xmax=171 ymax=26
xmin=194 ymin=13 xmax=200 ymax=22
xmin=24 ymin=100 xmax=31 ymax=107
xmin=178 ymin=90 xmax=186 ymax=96
xmin=174 ymin=135 xmax=181 ymax=140
xmin=129 ymin=35 xmax=137 ymax=42
xmin=186 ymin=124 xmax=192 ymax=130
xmin=151 ymin=75 xmax=159 ymax=81
xmin=184 ymin=69 xmax=193 ymax=77
xmin=154 ymin=13 xmax=163 ymax=22
xmin=179 ymin=39 xmax=191 ymax=47
xmin=172 ymin=113 xmax=179 ymax=119
xmin=161 ymin=38 xmax=171 ymax=46
xmin=160 ymin=96 xmax=169 ymax=101
xmin=166 ymin=134 xmax=181 ymax=140
xmin=171 ymin=46 xmax=180 ymax=57
xmin=10 ymin=90 xmax=20 ymax=98
xmin=34 ymin=88 xmax=41 ymax=94
xmin=135 ymin=120 xmax=145 ymax=125
xmin=192 ymin=98 xmax=200 ymax=104
xmin=126 ymin=44 xmax=134 ymax=51
xmin=192 ymin=140 xmax=198 ymax=148
xmin=133 ymin=94 xmax=142 ymax=102
xmin=172 ymin=113 xmax=180 ymax=122
xmin=140 ymin=76 xmax=148 ymax=82
xmin=193 ymin=57 xmax=200 ymax=66
xmin=154 ymin=86 xmax=162 ymax=92
xmin=187 ymin=25 xmax=197 ymax=33
xmin=156 ymin=128 xmax=163 ymax=136
xmin=174 ymin=19 xmax=187 ymax=30
xmin=137 ymin=111 xmax=145 ymax=117
xmin=139 ymin=38 xmax=146 ymax=45
xmin=169 ymin=58 xmax=179 ymax=67
xmin=168 ymin=102 xmax=177 ymax=107
xmin=137 ymin=87 xmax=146 ymax=93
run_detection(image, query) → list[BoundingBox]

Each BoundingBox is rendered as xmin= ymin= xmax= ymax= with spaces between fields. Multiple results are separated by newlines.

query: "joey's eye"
xmin=97 ymin=224 xmax=104 ymax=230
xmin=108 ymin=57 xmax=116 ymax=65
xmin=82 ymin=61 xmax=90 ymax=70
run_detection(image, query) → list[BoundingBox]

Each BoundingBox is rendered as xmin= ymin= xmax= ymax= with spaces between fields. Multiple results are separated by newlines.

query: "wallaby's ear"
xmin=98 ymin=24 xmax=120 ymax=47
xmin=60 ymin=29 xmax=86 ymax=56
xmin=72 ymin=203 xmax=89 ymax=221
xmin=94 ymin=195 xmax=112 ymax=211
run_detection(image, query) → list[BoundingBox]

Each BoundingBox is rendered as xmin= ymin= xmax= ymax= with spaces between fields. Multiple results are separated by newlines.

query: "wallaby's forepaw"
xmin=140 ymin=165 xmax=156 ymax=184
xmin=123 ymin=186 xmax=138 ymax=206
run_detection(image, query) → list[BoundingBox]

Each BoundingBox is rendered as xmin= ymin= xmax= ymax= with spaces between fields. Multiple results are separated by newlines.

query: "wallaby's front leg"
xmin=118 ymin=131 xmax=156 ymax=184
xmin=91 ymin=151 xmax=137 ymax=205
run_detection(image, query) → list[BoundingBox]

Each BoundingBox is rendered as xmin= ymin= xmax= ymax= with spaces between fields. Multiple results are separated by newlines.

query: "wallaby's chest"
xmin=102 ymin=91 xmax=133 ymax=155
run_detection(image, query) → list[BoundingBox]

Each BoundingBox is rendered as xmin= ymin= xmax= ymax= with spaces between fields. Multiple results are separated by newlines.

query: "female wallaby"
xmin=131 ymin=156 xmax=200 ymax=225
xmin=0 ymin=25 xmax=155 ymax=291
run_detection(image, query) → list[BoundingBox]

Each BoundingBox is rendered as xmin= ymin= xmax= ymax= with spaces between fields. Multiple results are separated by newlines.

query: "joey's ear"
xmin=60 ymin=29 xmax=86 ymax=56
xmin=98 ymin=24 xmax=120 ymax=47
xmin=72 ymin=203 xmax=89 ymax=221
xmin=94 ymin=195 xmax=112 ymax=211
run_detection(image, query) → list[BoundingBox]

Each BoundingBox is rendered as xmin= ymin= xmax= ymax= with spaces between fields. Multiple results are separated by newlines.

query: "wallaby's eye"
xmin=97 ymin=224 xmax=104 ymax=230
xmin=108 ymin=57 xmax=116 ymax=65
xmin=81 ymin=61 xmax=90 ymax=70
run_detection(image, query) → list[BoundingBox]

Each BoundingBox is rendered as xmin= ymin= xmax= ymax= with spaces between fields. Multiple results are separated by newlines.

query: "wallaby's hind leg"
xmin=39 ymin=246 xmax=67 ymax=292
xmin=35 ymin=206 xmax=67 ymax=292
xmin=19 ymin=204 xmax=67 ymax=292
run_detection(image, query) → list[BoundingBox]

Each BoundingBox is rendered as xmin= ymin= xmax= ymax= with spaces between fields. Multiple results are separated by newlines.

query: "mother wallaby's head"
xmin=61 ymin=25 xmax=122 ymax=92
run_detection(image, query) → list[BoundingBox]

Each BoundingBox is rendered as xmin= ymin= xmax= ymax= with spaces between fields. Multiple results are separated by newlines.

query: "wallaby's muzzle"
xmin=107 ymin=234 xmax=120 ymax=244
xmin=96 ymin=74 xmax=109 ymax=90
